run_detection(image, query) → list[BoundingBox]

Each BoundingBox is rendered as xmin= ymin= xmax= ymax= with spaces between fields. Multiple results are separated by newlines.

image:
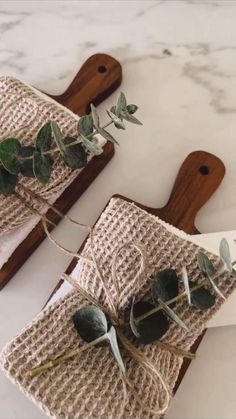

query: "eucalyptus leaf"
xmin=91 ymin=104 xmax=99 ymax=129
xmin=206 ymin=274 xmax=226 ymax=300
xmin=116 ymin=92 xmax=127 ymax=117
xmin=132 ymin=301 xmax=169 ymax=344
xmin=129 ymin=297 xmax=140 ymax=338
xmin=110 ymin=105 xmax=117 ymax=115
xmin=121 ymin=111 xmax=142 ymax=126
xmin=63 ymin=137 xmax=87 ymax=169
xmin=51 ymin=121 xmax=65 ymax=154
xmin=36 ymin=122 xmax=52 ymax=151
xmin=81 ymin=135 xmax=103 ymax=156
xmin=0 ymin=138 xmax=21 ymax=174
xmin=127 ymin=104 xmax=138 ymax=114
xmin=182 ymin=266 xmax=191 ymax=305
xmin=152 ymin=269 xmax=179 ymax=303
xmin=19 ymin=146 xmax=35 ymax=177
xmin=219 ymin=238 xmax=232 ymax=272
xmin=107 ymin=326 xmax=125 ymax=373
xmin=78 ymin=114 xmax=94 ymax=137
xmin=33 ymin=150 xmax=53 ymax=185
xmin=197 ymin=251 xmax=216 ymax=278
xmin=190 ymin=282 xmax=216 ymax=310
xmin=72 ymin=306 xmax=108 ymax=342
xmin=106 ymin=110 xmax=125 ymax=130
xmin=97 ymin=127 xmax=119 ymax=145
xmin=0 ymin=167 xmax=17 ymax=195
xmin=158 ymin=299 xmax=189 ymax=331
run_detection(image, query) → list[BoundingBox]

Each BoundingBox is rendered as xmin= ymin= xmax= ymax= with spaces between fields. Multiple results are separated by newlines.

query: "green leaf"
xmin=0 ymin=167 xmax=17 ymax=195
xmin=0 ymin=138 xmax=21 ymax=174
xmin=127 ymin=104 xmax=138 ymax=114
xmin=181 ymin=266 xmax=191 ymax=305
xmin=121 ymin=110 xmax=142 ymax=125
xmin=51 ymin=121 xmax=65 ymax=154
xmin=97 ymin=127 xmax=119 ymax=145
xmin=152 ymin=269 xmax=179 ymax=302
xmin=116 ymin=92 xmax=127 ymax=117
xmin=33 ymin=150 xmax=53 ymax=185
xmin=90 ymin=104 xmax=99 ymax=129
xmin=219 ymin=238 xmax=232 ymax=272
xmin=158 ymin=299 xmax=189 ymax=331
xmin=73 ymin=306 xmax=108 ymax=342
xmin=197 ymin=251 xmax=216 ymax=278
xmin=190 ymin=282 xmax=216 ymax=310
xmin=19 ymin=146 xmax=35 ymax=177
xmin=78 ymin=115 xmax=94 ymax=137
xmin=63 ymin=137 xmax=87 ymax=169
xmin=36 ymin=122 xmax=52 ymax=152
xmin=81 ymin=135 xmax=103 ymax=156
xmin=110 ymin=105 xmax=117 ymax=115
xmin=106 ymin=110 xmax=125 ymax=130
xmin=132 ymin=301 xmax=169 ymax=344
xmin=129 ymin=297 xmax=140 ymax=338
xmin=107 ymin=326 xmax=125 ymax=373
xmin=206 ymin=274 xmax=226 ymax=300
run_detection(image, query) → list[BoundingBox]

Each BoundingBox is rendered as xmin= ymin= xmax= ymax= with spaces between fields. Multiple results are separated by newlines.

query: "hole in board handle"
xmin=98 ymin=65 xmax=107 ymax=73
xmin=199 ymin=165 xmax=209 ymax=175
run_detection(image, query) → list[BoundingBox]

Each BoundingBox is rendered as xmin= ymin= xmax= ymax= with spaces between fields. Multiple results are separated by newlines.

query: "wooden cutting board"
xmin=46 ymin=149 xmax=225 ymax=396
xmin=0 ymin=53 xmax=122 ymax=290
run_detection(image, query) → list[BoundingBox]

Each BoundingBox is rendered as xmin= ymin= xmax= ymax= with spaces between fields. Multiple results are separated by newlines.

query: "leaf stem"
xmin=31 ymin=333 xmax=107 ymax=376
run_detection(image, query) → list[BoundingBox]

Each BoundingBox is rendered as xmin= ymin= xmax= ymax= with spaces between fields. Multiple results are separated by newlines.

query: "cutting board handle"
xmin=49 ymin=53 xmax=122 ymax=116
xmin=155 ymin=150 xmax=225 ymax=234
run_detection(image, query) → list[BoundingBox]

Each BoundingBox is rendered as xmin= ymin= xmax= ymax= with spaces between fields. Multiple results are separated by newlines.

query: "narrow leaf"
xmin=121 ymin=111 xmax=142 ymax=125
xmin=63 ymin=137 xmax=87 ymax=169
xmin=116 ymin=92 xmax=127 ymax=117
xmin=36 ymin=122 xmax=52 ymax=151
xmin=51 ymin=121 xmax=65 ymax=154
xmin=19 ymin=146 xmax=35 ymax=177
xmin=182 ymin=266 xmax=191 ymax=305
xmin=107 ymin=326 xmax=125 ymax=373
xmin=0 ymin=167 xmax=17 ymax=195
xmin=206 ymin=274 xmax=226 ymax=300
xmin=33 ymin=150 xmax=53 ymax=185
xmin=129 ymin=297 xmax=140 ymax=338
xmin=219 ymin=238 xmax=232 ymax=272
xmin=152 ymin=269 xmax=179 ymax=302
xmin=78 ymin=114 xmax=94 ymax=137
xmin=127 ymin=104 xmax=138 ymax=114
xmin=81 ymin=135 xmax=103 ymax=156
xmin=73 ymin=306 xmax=108 ymax=342
xmin=0 ymin=138 xmax=21 ymax=174
xmin=90 ymin=104 xmax=99 ymax=129
xmin=97 ymin=127 xmax=119 ymax=145
xmin=106 ymin=110 xmax=125 ymax=130
xmin=158 ymin=299 xmax=189 ymax=331
xmin=110 ymin=105 xmax=117 ymax=115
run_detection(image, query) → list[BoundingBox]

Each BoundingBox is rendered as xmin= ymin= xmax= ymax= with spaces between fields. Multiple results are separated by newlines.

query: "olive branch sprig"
xmin=0 ymin=92 xmax=142 ymax=195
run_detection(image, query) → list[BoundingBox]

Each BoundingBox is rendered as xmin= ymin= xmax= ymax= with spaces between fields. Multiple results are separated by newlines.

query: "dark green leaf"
xmin=33 ymin=150 xmax=53 ymax=184
xmin=63 ymin=137 xmax=87 ymax=169
xmin=219 ymin=238 xmax=232 ymax=272
xmin=133 ymin=301 xmax=169 ymax=344
xmin=81 ymin=135 xmax=103 ymax=156
xmin=51 ymin=121 xmax=65 ymax=154
xmin=129 ymin=297 xmax=140 ymax=338
xmin=197 ymin=251 xmax=216 ymax=278
xmin=106 ymin=110 xmax=125 ymax=130
xmin=158 ymin=299 xmax=188 ymax=331
xmin=0 ymin=167 xmax=17 ymax=195
xmin=107 ymin=326 xmax=125 ymax=373
xmin=127 ymin=104 xmax=138 ymax=114
xmin=19 ymin=146 xmax=35 ymax=177
xmin=73 ymin=306 xmax=108 ymax=342
xmin=36 ymin=122 xmax=52 ymax=152
xmin=116 ymin=92 xmax=127 ymax=117
xmin=190 ymin=282 xmax=215 ymax=310
xmin=97 ymin=127 xmax=119 ymax=145
xmin=152 ymin=269 xmax=179 ymax=302
xmin=90 ymin=104 xmax=99 ymax=129
xmin=78 ymin=115 xmax=94 ymax=137
xmin=121 ymin=110 xmax=142 ymax=125
xmin=0 ymin=138 xmax=21 ymax=174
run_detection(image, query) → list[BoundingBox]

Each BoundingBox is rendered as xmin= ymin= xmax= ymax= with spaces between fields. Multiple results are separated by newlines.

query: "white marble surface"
xmin=1 ymin=1 xmax=236 ymax=418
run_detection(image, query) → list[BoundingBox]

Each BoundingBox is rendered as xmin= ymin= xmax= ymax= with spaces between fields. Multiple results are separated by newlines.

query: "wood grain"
xmin=0 ymin=53 xmax=122 ymax=290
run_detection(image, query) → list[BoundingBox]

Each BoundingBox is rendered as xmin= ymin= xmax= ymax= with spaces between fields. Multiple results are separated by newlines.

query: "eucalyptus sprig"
xmin=0 ymin=92 xmax=142 ymax=195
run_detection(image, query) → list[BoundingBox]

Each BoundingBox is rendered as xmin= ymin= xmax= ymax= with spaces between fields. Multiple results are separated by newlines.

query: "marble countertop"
xmin=1 ymin=1 xmax=236 ymax=418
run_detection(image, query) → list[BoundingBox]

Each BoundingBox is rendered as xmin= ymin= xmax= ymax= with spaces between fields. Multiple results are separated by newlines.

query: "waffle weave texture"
xmin=1 ymin=197 xmax=235 ymax=419
xmin=0 ymin=76 xmax=86 ymax=235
